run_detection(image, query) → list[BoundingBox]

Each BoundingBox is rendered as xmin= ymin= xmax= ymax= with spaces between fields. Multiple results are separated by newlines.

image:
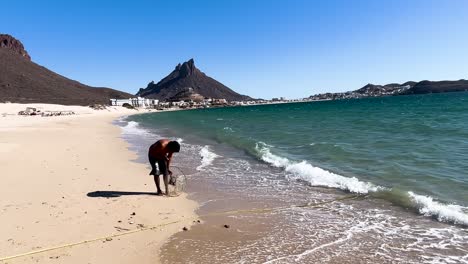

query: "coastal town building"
xmin=110 ymin=97 xmax=159 ymax=107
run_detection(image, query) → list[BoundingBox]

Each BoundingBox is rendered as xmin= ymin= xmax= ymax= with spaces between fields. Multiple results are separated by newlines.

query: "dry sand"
xmin=0 ymin=103 xmax=197 ymax=263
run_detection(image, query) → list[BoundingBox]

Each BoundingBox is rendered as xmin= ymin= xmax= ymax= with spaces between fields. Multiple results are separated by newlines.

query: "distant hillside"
xmin=309 ymin=79 xmax=468 ymax=101
xmin=0 ymin=34 xmax=132 ymax=105
xmin=355 ymin=81 xmax=417 ymax=95
xmin=402 ymin=80 xmax=468 ymax=94
xmin=137 ymin=59 xmax=250 ymax=101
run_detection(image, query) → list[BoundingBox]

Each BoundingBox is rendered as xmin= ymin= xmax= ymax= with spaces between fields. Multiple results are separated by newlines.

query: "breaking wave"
xmin=120 ymin=121 xmax=149 ymax=136
xmin=408 ymin=192 xmax=468 ymax=226
xmin=197 ymin=145 xmax=220 ymax=171
xmin=255 ymin=142 xmax=468 ymax=226
xmin=255 ymin=142 xmax=381 ymax=194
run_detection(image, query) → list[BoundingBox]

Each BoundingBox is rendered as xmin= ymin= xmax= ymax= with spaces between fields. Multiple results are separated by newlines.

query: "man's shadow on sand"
xmin=87 ymin=191 xmax=156 ymax=198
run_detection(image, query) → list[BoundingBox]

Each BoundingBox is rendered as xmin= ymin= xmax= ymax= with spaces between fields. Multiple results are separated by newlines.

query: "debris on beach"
xmin=131 ymin=212 xmax=136 ymax=216
xmin=182 ymin=226 xmax=188 ymax=231
xmin=223 ymin=224 xmax=230 ymax=229
xmin=18 ymin=107 xmax=38 ymax=115
xmin=41 ymin=110 xmax=75 ymax=116
xmin=17 ymin=107 xmax=75 ymax=116
xmin=114 ymin=226 xmax=130 ymax=232
xmin=89 ymin=104 xmax=107 ymax=110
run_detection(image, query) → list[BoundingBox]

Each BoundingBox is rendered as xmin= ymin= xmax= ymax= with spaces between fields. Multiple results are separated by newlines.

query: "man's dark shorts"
xmin=157 ymin=159 xmax=169 ymax=176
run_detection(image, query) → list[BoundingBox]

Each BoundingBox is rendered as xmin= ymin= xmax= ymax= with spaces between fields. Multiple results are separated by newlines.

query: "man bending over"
xmin=148 ymin=139 xmax=180 ymax=195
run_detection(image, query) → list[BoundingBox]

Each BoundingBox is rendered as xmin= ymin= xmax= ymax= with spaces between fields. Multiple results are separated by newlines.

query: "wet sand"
xmin=158 ymin=158 xmax=468 ymax=264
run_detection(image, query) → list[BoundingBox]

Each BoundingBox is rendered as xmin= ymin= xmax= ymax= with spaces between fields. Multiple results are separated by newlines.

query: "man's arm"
xmin=166 ymin=152 xmax=173 ymax=175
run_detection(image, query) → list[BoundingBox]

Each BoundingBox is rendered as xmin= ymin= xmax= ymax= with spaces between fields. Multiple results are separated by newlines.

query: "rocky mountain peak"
xmin=136 ymin=59 xmax=250 ymax=101
xmin=176 ymin=58 xmax=197 ymax=77
xmin=0 ymin=34 xmax=31 ymax=60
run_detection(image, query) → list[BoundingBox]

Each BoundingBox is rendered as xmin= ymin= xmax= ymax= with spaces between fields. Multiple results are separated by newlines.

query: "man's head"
xmin=168 ymin=141 xmax=181 ymax=153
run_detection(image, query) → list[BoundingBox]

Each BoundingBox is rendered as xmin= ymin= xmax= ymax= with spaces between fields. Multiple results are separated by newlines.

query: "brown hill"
xmin=402 ymin=80 xmax=468 ymax=94
xmin=0 ymin=35 xmax=132 ymax=105
xmin=136 ymin=59 xmax=250 ymax=101
xmin=355 ymin=80 xmax=468 ymax=95
xmin=169 ymin=87 xmax=205 ymax=102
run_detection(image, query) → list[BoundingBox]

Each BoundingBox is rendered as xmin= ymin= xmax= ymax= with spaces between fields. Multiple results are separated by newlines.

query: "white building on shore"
xmin=110 ymin=97 xmax=159 ymax=108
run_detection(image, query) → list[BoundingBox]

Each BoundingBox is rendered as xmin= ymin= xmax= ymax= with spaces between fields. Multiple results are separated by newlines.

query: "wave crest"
xmin=197 ymin=145 xmax=220 ymax=171
xmin=255 ymin=142 xmax=468 ymax=226
xmin=255 ymin=142 xmax=380 ymax=194
xmin=409 ymin=192 xmax=468 ymax=226
xmin=121 ymin=121 xmax=148 ymax=136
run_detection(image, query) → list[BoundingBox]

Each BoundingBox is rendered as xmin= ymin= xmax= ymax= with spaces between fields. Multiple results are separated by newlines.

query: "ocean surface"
xmin=121 ymin=93 xmax=468 ymax=263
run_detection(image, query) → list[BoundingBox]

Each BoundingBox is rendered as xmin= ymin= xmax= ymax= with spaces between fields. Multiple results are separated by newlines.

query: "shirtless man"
xmin=148 ymin=139 xmax=180 ymax=195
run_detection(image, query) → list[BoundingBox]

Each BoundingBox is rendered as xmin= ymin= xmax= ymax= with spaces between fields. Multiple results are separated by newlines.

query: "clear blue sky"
xmin=4 ymin=0 xmax=468 ymax=99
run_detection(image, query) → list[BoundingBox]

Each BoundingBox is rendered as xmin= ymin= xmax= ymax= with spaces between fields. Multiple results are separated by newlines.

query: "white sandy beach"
xmin=0 ymin=103 xmax=197 ymax=263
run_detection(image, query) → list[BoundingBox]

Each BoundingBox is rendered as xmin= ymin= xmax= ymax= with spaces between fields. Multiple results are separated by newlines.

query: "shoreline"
xmin=127 ymin=103 xmax=468 ymax=263
xmin=0 ymin=103 xmax=197 ymax=264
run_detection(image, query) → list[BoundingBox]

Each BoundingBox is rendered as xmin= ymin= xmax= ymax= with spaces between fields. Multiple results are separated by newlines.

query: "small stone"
xmin=106 ymin=238 xmax=112 ymax=241
xmin=118 ymin=220 xmax=122 ymax=223
xmin=223 ymin=224 xmax=230 ymax=229
xmin=84 ymin=211 xmax=87 ymax=214
xmin=197 ymin=220 xmax=201 ymax=223
xmin=129 ymin=221 xmax=134 ymax=224
xmin=182 ymin=227 xmax=188 ymax=231
xmin=131 ymin=212 xmax=136 ymax=216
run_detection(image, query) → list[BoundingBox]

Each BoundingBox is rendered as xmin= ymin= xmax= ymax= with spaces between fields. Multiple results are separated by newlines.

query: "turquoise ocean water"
xmin=130 ymin=93 xmax=468 ymax=225
xmin=122 ymin=93 xmax=468 ymax=263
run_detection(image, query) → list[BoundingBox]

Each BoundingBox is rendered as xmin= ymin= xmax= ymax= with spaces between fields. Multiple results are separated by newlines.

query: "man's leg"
xmin=163 ymin=173 xmax=169 ymax=196
xmin=158 ymin=159 xmax=170 ymax=196
xmin=148 ymin=154 xmax=157 ymax=176
xmin=153 ymin=175 xmax=162 ymax=195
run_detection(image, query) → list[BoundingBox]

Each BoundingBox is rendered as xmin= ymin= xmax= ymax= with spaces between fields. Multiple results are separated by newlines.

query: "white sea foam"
xmin=120 ymin=121 xmax=149 ymax=136
xmin=197 ymin=145 xmax=220 ymax=171
xmin=255 ymin=142 xmax=381 ymax=194
xmin=257 ymin=142 xmax=468 ymax=225
xmin=408 ymin=192 xmax=468 ymax=226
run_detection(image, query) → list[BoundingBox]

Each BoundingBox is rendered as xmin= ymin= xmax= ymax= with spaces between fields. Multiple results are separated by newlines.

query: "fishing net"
xmin=167 ymin=167 xmax=187 ymax=196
